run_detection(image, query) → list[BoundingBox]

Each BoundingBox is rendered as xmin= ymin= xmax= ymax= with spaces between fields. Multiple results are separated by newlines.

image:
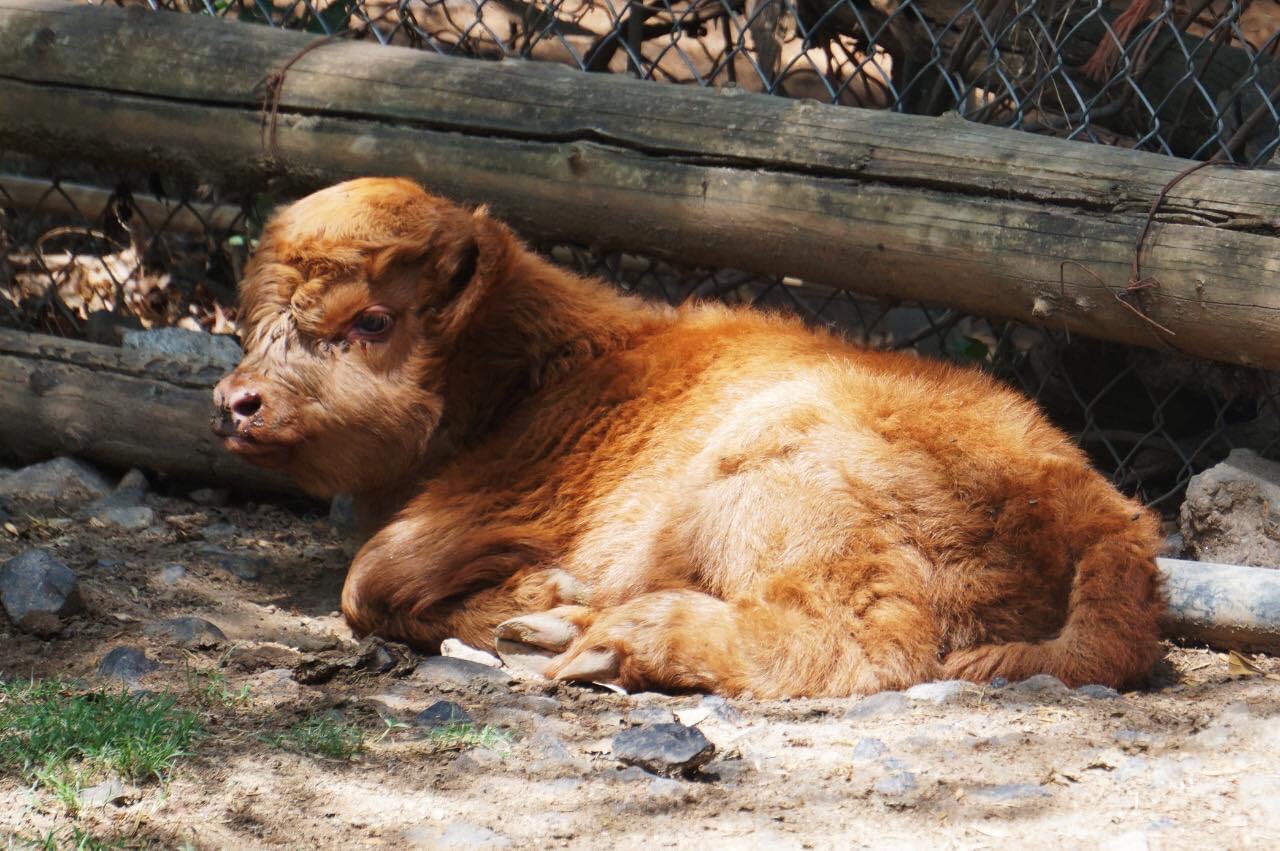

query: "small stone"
xmin=201 ymin=523 xmax=239 ymax=542
xmin=0 ymin=549 xmax=83 ymax=635
xmin=874 ymin=770 xmax=918 ymax=796
xmin=411 ymin=656 xmax=515 ymax=687
xmin=974 ymin=783 xmax=1052 ymax=802
xmin=1010 ymin=674 xmax=1069 ymax=696
xmin=115 ymin=468 xmax=149 ymax=500
xmin=611 ymin=723 xmax=715 ymax=777
xmin=199 ymin=545 xmax=266 ymax=581
xmin=414 ymin=700 xmax=472 ymax=728
xmin=1077 ymin=684 xmax=1122 ymax=700
xmin=0 ymin=457 xmax=111 ymax=501
xmin=95 ymin=505 xmax=156 ymax=531
xmin=905 ymin=680 xmax=977 ymax=704
xmin=188 ymin=488 xmax=230 ymax=507
xmin=990 ymin=676 xmax=1009 ymax=688
xmin=144 ymin=616 xmax=227 ymax=649
xmin=122 ymin=327 xmax=242 ymax=369
xmin=695 ymin=694 xmax=741 ymax=723
xmin=76 ymin=779 xmax=136 ymax=808
xmin=844 ymin=690 xmax=910 ymax=719
xmin=629 ymin=706 xmax=677 ymax=726
xmin=853 ymin=737 xmax=889 ymax=760
xmin=159 ymin=564 xmax=186 ymax=585
xmin=97 ymin=647 xmax=160 ymax=683
xmin=440 ymin=638 xmax=502 ymax=668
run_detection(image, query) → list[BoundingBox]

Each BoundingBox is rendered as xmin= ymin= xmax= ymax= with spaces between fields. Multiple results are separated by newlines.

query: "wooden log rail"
xmin=0 ymin=0 xmax=1279 ymax=368
xmin=0 ymin=328 xmax=295 ymax=494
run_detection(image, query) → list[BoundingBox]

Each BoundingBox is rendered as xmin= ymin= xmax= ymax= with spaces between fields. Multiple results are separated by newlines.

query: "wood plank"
xmin=1 ymin=0 xmax=1278 ymax=368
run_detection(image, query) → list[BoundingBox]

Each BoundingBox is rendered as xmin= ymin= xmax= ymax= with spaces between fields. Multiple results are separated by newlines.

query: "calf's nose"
xmin=212 ymin=374 xmax=267 ymax=436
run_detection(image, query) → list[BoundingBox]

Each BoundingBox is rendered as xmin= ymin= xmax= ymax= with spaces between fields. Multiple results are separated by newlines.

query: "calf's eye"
xmin=348 ymin=310 xmax=393 ymax=341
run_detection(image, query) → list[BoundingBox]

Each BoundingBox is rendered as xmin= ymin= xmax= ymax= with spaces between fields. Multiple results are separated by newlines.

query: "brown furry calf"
xmin=212 ymin=177 xmax=1164 ymax=698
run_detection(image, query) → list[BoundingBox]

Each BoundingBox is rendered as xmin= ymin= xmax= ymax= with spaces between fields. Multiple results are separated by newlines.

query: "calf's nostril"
xmin=230 ymin=390 xmax=263 ymax=420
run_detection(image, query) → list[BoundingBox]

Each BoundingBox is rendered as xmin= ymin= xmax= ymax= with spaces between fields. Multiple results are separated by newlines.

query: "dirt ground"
xmin=1 ymin=482 xmax=1279 ymax=850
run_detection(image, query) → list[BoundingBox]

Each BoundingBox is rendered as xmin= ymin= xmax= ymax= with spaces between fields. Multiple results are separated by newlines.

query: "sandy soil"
xmin=1 ymin=484 xmax=1278 ymax=850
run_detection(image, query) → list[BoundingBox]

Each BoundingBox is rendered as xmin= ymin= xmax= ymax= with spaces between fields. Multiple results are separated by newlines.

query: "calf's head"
xmin=212 ymin=178 xmax=512 ymax=496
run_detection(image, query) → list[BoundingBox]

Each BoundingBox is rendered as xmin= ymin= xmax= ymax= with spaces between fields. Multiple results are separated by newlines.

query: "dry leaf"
xmin=1228 ymin=650 xmax=1280 ymax=681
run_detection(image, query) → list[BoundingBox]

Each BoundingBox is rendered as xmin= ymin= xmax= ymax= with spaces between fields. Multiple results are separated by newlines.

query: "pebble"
xmin=0 ymin=549 xmax=84 ymax=635
xmin=76 ymin=779 xmax=136 ymax=808
xmin=1009 ymin=674 xmax=1069 ymax=697
xmin=97 ymin=646 xmax=160 ymax=683
xmin=0 ymin=457 xmax=111 ymax=501
xmin=95 ymin=505 xmax=156 ymax=531
xmin=874 ymin=770 xmax=918 ymax=796
xmin=853 ymin=737 xmax=889 ymax=760
xmin=844 ymin=690 xmax=911 ymax=720
xmin=611 ymin=723 xmax=715 ymax=778
xmin=629 ymin=706 xmax=677 ymax=726
xmin=905 ymin=680 xmax=977 ymax=704
xmin=144 ymin=616 xmax=227 ymax=649
xmin=411 ymin=656 xmax=516 ymax=688
xmin=414 ymin=700 xmax=472 ymax=728
xmin=1077 ymin=684 xmax=1122 ymax=700
xmin=974 ymin=783 xmax=1052 ymax=802
xmin=199 ymin=545 xmax=266 ymax=581
xmin=509 ymin=694 xmax=561 ymax=716
xmin=159 ymin=564 xmax=187 ymax=585
xmin=188 ymin=488 xmax=231 ymax=507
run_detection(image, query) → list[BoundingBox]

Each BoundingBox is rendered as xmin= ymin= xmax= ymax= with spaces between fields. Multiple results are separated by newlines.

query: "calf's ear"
xmin=369 ymin=204 xmax=512 ymax=334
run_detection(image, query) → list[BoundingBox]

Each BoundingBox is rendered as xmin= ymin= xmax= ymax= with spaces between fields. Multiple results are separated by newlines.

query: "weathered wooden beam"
xmin=0 ymin=328 xmax=296 ymax=494
xmin=1 ymin=1 xmax=1279 ymax=368
xmin=1160 ymin=557 xmax=1280 ymax=656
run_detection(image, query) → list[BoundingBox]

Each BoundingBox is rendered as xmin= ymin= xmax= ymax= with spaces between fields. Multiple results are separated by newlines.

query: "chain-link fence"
xmin=2 ymin=0 xmax=1279 ymax=517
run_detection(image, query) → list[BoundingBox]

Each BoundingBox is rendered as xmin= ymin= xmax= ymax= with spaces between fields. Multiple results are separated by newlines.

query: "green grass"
xmin=422 ymin=722 xmax=512 ymax=752
xmin=264 ymin=715 xmax=367 ymax=760
xmin=182 ymin=665 xmax=250 ymax=709
xmin=12 ymin=826 xmax=129 ymax=850
xmin=0 ymin=679 xmax=202 ymax=800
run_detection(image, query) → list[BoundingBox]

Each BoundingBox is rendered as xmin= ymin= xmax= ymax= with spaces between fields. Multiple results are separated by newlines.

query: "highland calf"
xmin=213 ymin=177 xmax=1165 ymax=698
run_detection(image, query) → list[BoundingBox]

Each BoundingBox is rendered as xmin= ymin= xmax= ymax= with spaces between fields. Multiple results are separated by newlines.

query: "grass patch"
xmin=182 ymin=665 xmax=249 ymax=710
xmin=422 ymin=722 xmax=512 ymax=752
xmin=264 ymin=715 xmax=367 ymax=760
xmin=0 ymin=678 xmax=202 ymax=801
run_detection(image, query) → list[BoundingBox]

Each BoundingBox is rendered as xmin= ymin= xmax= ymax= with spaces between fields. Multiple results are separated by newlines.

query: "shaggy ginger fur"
xmin=212 ymin=177 xmax=1165 ymax=698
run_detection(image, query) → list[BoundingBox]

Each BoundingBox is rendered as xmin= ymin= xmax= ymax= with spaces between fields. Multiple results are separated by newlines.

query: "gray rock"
xmin=1077 ymin=684 xmax=1122 ymax=700
xmin=403 ymin=822 xmax=511 ymax=849
xmin=199 ymin=545 xmax=265 ymax=581
xmin=695 ymin=694 xmax=741 ymax=724
xmin=0 ymin=457 xmax=111 ymax=501
xmin=627 ymin=706 xmax=676 ymax=726
xmin=844 ymin=690 xmax=910 ymax=719
xmin=0 ymin=549 xmax=83 ymax=635
xmin=874 ymin=770 xmax=918 ymax=796
xmin=1179 ymin=448 xmax=1280 ymax=567
xmin=188 ymin=488 xmax=230 ymax=507
xmin=414 ymin=700 xmax=472 ymax=728
xmin=145 ymin=616 xmax=227 ymax=649
xmin=612 ymin=723 xmax=715 ymax=777
xmin=905 ymin=680 xmax=976 ymax=704
xmin=159 ymin=564 xmax=186 ymax=585
xmin=1010 ymin=674 xmax=1069 ymax=697
xmin=200 ymin=523 xmax=239 ymax=542
xmin=122 ymin=327 xmax=242 ymax=369
xmin=974 ymin=783 xmax=1052 ymax=802
xmin=95 ymin=505 xmax=156 ymax=531
xmin=411 ymin=656 xmax=515 ymax=687
xmin=97 ymin=647 xmax=160 ymax=683
xmin=76 ymin=778 xmax=135 ymax=808
xmin=853 ymin=737 xmax=889 ymax=760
